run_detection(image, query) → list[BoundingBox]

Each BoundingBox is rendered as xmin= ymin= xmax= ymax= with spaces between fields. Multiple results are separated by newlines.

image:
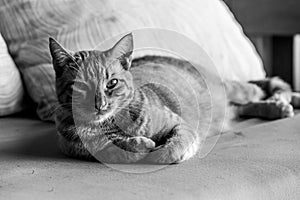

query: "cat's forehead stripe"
xmin=76 ymin=51 xmax=125 ymax=80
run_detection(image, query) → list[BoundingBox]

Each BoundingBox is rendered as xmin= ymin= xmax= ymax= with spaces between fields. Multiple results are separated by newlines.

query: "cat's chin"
xmin=91 ymin=111 xmax=114 ymax=124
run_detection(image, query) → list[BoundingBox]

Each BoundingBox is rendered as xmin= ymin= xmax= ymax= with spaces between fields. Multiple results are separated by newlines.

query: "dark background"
xmin=223 ymin=0 xmax=300 ymax=90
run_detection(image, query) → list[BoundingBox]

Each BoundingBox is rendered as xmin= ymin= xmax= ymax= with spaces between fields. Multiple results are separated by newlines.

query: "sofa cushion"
xmin=0 ymin=0 xmax=265 ymax=121
xmin=0 ymin=34 xmax=24 ymax=116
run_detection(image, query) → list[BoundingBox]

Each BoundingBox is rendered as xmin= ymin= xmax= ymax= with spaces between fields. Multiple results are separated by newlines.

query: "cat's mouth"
xmin=95 ymin=104 xmax=110 ymax=115
xmin=95 ymin=102 xmax=110 ymax=114
xmin=73 ymin=105 xmax=112 ymax=124
xmin=96 ymin=109 xmax=108 ymax=115
xmin=93 ymin=110 xmax=114 ymax=124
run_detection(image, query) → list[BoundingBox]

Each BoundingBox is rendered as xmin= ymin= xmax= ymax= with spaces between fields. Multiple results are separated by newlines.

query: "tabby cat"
xmin=49 ymin=33 xmax=296 ymax=164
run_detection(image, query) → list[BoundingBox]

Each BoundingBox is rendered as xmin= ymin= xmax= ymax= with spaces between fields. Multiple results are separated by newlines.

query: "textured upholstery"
xmin=0 ymin=34 xmax=24 ymax=116
xmin=0 ymin=0 xmax=265 ymax=120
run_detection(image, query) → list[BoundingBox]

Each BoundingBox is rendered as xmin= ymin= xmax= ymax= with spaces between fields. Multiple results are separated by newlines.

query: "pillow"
xmin=0 ymin=33 xmax=24 ymax=116
xmin=0 ymin=0 xmax=265 ymax=121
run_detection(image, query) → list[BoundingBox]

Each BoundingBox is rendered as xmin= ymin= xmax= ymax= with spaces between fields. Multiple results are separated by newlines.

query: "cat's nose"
xmin=95 ymin=96 xmax=107 ymax=110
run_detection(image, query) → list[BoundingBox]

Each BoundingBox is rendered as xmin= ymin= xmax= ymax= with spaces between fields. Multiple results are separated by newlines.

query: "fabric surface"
xmin=0 ymin=0 xmax=265 ymax=121
xmin=1 ymin=114 xmax=300 ymax=200
xmin=0 ymin=34 xmax=24 ymax=116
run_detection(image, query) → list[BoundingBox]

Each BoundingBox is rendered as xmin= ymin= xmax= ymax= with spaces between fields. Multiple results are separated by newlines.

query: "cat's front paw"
xmin=142 ymin=142 xmax=198 ymax=164
xmin=143 ymin=146 xmax=189 ymax=164
xmin=93 ymin=136 xmax=155 ymax=164
xmin=127 ymin=136 xmax=156 ymax=153
xmin=146 ymin=146 xmax=182 ymax=164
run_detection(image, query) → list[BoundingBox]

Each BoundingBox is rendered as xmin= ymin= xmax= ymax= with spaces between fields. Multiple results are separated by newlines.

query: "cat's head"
xmin=49 ymin=33 xmax=134 ymax=124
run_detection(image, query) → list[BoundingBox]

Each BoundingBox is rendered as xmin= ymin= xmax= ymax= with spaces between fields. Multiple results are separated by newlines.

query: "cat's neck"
xmin=115 ymin=88 xmax=146 ymax=119
xmin=107 ymin=88 xmax=147 ymax=129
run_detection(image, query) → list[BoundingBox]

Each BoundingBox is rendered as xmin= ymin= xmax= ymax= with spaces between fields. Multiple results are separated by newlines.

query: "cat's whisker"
xmin=49 ymin=102 xmax=83 ymax=116
xmin=115 ymin=106 xmax=142 ymax=113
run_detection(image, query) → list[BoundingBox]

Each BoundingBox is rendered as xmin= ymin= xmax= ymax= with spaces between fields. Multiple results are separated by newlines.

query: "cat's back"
xmin=130 ymin=56 xmax=217 ymax=134
xmin=131 ymin=56 xmax=212 ymax=94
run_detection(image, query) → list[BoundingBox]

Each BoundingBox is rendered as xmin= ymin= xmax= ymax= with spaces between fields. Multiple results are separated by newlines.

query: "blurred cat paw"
xmin=280 ymin=103 xmax=294 ymax=118
xmin=266 ymin=100 xmax=294 ymax=118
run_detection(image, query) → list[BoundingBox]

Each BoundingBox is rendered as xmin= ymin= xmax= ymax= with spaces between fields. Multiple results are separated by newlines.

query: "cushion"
xmin=0 ymin=0 xmax=265 ymax=121
xmin=0 ymin=33 xmax=24 ymax=116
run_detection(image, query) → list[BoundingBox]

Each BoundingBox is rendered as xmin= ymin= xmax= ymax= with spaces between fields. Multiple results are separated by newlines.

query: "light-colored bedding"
xmin=1 ymin=115 xmax=300 ymax=200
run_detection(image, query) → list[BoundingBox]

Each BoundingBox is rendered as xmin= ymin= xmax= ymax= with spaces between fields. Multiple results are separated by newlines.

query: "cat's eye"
xmin=74 ymin=55 xmax=81 ymax=62
xmin=106 ymin=79 xmax=118 ymax=89
xmin=74 ymin=52 xmax=84 ymax=63
xmin=74 ymin=54 xmax=81 ymax=62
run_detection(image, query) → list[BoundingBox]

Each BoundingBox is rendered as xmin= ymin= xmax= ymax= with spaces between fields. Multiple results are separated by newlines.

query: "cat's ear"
xmin=49 ymin=37 xmax=73 ymax=76
xmin=109 ymin=33 xmax=133 ymax=70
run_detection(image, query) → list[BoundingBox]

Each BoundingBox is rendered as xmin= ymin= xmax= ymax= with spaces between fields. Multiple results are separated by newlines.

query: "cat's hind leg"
xmin=237 ymin=100 xmax=294 ymax=119
xmin=226 ymin=77 xmax=292 ymax=106
xmin=238 ymin=77 xmax=294 ymax=119
xmin=224 ymin=80 xmax=266 ymax=105
xmin=142 ymin=123 xmax=201 ymax=164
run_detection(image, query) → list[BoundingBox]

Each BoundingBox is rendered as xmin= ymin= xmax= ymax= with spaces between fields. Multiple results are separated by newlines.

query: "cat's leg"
xmin=238 ymin=77 xmax=294 ymax=119
xmin=250 ymin=77 xmax=292 ymax=104
xmin=94 ymin=136 xmax=156 ymax=164
xmin=237 ymin=100 xmax=294 ymax=119
xmin=264 ymin=90 xmax=294 ymax=118
xmin=59 ymin=131 xmax=156 ymax=163
xmin=112 ymin=136 xmax=156 ymax=153
xmin=224 ymin=80 xmax=266 ymax=105
xmin=226 ymin=77 xmax=292 ymax=106
xmin=142 ymin=123 xmax=201 ymax=164
xmin=57 ymin=134 xmax=96 ymax=160
xmin=57 ymin=118 xmax=156 ymax=163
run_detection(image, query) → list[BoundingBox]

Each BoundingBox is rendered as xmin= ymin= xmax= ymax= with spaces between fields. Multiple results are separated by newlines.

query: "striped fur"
xmin=0 ymin=0 xmax=267 ymax=120
xmin=50 ymin=34 xmax=294 ymax=164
